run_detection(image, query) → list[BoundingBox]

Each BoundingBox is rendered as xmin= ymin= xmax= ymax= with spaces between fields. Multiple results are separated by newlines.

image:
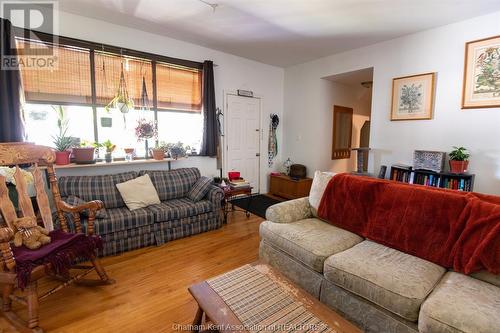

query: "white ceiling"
xmin=58 ymin=0 xmax=500 ymax=67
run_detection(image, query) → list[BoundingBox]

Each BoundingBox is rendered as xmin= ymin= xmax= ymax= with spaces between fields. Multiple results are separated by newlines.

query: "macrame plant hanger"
xmin=117 ymin=60 xmax=130 ymax=126
xmin=139 ymin=68 xmax=152 ymax=159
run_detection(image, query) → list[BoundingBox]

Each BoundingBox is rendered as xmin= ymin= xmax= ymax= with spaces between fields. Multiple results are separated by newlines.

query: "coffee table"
xmin=188 ymin=262 xmax=361 ymax=333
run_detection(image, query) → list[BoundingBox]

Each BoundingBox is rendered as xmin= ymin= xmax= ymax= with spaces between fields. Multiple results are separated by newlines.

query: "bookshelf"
xmin=390 ymin=165 xmax=475 ymax=192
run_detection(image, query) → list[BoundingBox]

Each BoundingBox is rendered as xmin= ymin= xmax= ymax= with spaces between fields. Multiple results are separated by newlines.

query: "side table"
xmin=220 ymin=186 xmax=253 ymax=224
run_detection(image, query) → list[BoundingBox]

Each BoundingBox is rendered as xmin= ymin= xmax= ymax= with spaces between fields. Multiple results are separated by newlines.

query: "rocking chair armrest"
xmin=58 ymin=200 xmax=103 ymax=236
xmin=58 ymin=199 xmax=104 ymax=214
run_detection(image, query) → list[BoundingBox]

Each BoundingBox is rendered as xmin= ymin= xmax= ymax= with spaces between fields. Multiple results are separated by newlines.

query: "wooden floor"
xmin=0 ymin=212 xmax=263 ymax=333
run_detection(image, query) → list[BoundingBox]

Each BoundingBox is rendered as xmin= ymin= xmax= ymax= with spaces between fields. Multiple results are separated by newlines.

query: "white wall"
xmin=38 ymin=10 xmax=285 ymax=192
xmin=284 ymin=11 xmax=500 ymax=195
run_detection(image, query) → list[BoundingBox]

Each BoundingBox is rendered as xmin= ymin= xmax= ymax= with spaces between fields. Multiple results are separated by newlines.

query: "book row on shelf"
xmin=390 ymin=165 xmax=475 ymax=192
xmin=413 ymin=174 xmax=472 ymax=191
xmin=391 ymin=168 xmax=412 ymax=183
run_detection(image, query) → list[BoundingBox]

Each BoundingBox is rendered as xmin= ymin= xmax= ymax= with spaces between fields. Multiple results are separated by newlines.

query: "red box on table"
xmin=228 ymin=171 xmax=240 ymax=181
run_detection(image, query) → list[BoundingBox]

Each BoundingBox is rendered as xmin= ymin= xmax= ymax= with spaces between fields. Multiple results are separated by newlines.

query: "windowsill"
xmin=54 ymin=157 xmax=187 ymax=169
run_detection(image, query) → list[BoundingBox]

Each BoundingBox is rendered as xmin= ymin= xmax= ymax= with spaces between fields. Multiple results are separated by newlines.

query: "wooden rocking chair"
xmin=0 ymin=142 xmax=114 ymax=332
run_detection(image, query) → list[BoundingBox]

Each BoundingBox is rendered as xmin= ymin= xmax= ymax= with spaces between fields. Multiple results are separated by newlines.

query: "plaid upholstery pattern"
xmin=148 ymin=198 xmax=212 ymax=222
xmin=97 ymin=212 xmax=222 ymax=256
xmin=93 ymin=207 xmax=155 ymax=234
xmin=98 ymin=224 xmax=155 ymax=242
xmin=154 ymin=211 xmax=217 ymax=232
xmin=154 ymin=213 xmax=222 ymax=245
xmin=99 ymin=232 xmax=156 ymax=257
xmin=188 ymin=176 xmax=213 ymax=202
xmin=59 ymin=171 xmax=137 ymax=208
xmin=139 ymin=168 xmax=200 ymax=201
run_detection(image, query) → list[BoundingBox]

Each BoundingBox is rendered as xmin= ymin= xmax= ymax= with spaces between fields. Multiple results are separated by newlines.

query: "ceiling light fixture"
xmin=198 ymin=0 xmax=219 ymax=13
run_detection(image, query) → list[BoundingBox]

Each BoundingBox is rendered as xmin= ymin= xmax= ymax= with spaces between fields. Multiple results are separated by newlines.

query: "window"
xmin=23 ymin=103 xmax=94 ymax=147
xmin=17 ymin=34 xmax=204 ymax=157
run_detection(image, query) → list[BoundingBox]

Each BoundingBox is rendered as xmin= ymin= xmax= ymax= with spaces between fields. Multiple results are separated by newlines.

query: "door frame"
xmin=223 ymin=90 xmax=263 ymax=194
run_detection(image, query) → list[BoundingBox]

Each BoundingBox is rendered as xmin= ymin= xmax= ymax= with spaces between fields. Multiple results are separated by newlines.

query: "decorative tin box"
xmin=413 ymin=150 xmax=446 ymax=172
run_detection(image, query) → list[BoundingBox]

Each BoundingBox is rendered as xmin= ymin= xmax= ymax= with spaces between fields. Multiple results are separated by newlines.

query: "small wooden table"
xmin=188 ymin=262 xmax=361 ymax=333
xmin=269 ymin=174 xmax=313 ymax=200
xmin=221 ymin=186 xmax=253 ymax=224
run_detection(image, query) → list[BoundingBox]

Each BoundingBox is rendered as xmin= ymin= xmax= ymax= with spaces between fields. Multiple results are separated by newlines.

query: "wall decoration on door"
xmin=462 ymin=35 xmax=500 ymax=109
xmin=391 ymin=72 xmax=435 ymax=121
xmin=268 ymin=114 xmax=279 ymax=167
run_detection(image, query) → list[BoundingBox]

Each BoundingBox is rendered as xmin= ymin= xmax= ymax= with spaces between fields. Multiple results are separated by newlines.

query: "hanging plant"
xmin=105 ymin=62 xmax=134 ymax=114
xmin=135 ymin=118 xmax=157 ymax=141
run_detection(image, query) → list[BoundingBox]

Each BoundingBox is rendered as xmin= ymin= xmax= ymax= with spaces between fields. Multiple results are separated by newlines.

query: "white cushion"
xmin=116 ymin=174 xmax=161 ymax=211
xmin=309 ymin=171 xmax=335 ymax=216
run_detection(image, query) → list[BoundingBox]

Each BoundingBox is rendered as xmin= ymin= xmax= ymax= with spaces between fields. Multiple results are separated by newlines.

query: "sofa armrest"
xmin=265 ymin=197 xmax=312 ymax=223
xmin=205 ymin=185 xmax=224 ymax=210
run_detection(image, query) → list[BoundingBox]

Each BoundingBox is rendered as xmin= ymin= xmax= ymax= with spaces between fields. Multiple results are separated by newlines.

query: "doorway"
xmin=323 ymin=67 xmax=373 ymax=173
xmin=224 ymin=94 xmax=261 ymax=193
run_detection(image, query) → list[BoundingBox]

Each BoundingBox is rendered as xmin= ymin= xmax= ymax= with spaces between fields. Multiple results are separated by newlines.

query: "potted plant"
xmin=150 ymin=142 xmax=167 ymax=161
xmin=124 ymin=147 xmax=135 ymax=161
xmin=73 ymin=141 xmax=98 ymax=164
xmin=151 ymin=147 xmax=165 ymax=161
xmin=105 ymin=63 xmax=134 ymax=118
xmin=105 ymin=94 xmax=134 ymax=114
xmin=101 ymin=140 xmax=116 ymax=163
xmin=165 ymin=141 xmax=188 ymax=160
xmin=449 ymin=146 xmax=470 ymax=173
xmin=53 ymin=131 xmax=73 ymax=165
xmin=51 ymin=106 xmax=73 ymax=165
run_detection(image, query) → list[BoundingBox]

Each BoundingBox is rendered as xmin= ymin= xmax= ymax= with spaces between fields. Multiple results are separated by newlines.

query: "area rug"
xmin=207 ymin=264 xmax=333 ymax=333
xmin=230 ymin=194 xmax=281 ymax=218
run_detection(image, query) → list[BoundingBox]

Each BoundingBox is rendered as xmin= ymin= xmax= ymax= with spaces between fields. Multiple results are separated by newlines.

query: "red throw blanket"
xmin=318 ymin=174 xmax=499 ymax=274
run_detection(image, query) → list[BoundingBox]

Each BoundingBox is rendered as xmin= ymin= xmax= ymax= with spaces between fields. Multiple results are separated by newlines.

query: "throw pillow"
xmin=188 ymin=176 xmax=213 ymax=202
xmin=116 ymin=174 xmax=161 ymax=211
xmin=65 ymin=195 xmax=107 ymax=219
xmin=309 ymin=171 xmax=336 ymax=217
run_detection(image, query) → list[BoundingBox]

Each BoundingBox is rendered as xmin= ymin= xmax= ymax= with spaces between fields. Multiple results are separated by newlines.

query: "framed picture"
xmin=391 ymin=72 xmax=435 ymax=121
xmin=462 ymin=35 xmax=500 ymax=109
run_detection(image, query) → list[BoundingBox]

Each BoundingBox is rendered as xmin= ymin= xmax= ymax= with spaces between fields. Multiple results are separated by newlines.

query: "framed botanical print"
xmin=391 ymin=72 xmax=436 ymax=121
xmin=462 ymin=35 xmax=500 ymax=109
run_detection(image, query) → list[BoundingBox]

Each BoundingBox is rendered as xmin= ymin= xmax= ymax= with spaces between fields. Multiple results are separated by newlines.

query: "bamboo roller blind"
xmin=156 ymin=62 xmax=202 ymax=111
xmin=17 ymin=39 xmax=202 ymax=112
xmin=17 ymin=40 xmax=92 ymax=104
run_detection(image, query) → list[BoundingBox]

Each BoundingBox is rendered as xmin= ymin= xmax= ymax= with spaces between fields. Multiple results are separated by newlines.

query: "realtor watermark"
xmin=172 ymin=322 xmax=331 ymax=331
xmin=1 ymin=0 xmax=59 ymax=70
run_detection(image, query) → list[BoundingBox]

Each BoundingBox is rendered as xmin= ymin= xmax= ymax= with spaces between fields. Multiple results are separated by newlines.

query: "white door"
xmin=225 ymin=94 xmax=261 ymax=193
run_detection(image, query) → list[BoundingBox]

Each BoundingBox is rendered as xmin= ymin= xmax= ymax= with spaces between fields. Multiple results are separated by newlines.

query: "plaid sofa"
xmin=58 ymin=168 xmax=224 ymax=256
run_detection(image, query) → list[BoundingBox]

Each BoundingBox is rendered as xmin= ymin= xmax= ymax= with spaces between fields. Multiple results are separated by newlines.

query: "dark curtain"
xmin=199 ymin=60 xmax=218 ymax=157
xmin=0 ymin=19 xmax=24 ymax=142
